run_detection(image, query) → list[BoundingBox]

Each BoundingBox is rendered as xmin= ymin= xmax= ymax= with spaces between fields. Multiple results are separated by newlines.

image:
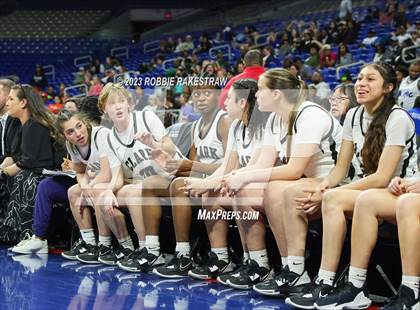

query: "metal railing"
xmin=74 ymin=55 xmax=92 ymax=68
xmin=43 ymin=65 xmax=55 ymax=81
xmin=253 ymin=33 xmax=270 ymax=48
xmin=64 ymin=84 xmax=88 ymax=98
xmin=144 ymin=40 xmax=161 ymax=54
xmin=162 ymin=57 xmax=182 ymax=70
xmin=209 ymin=44 xmax=232 ymax=61
xmin=336 ymin=61 xmax=365 ymax=80
xmin=402 ymin=44 xmax=420 ymax=64
xmin=111 ymin=46 xmax=128 ymax=59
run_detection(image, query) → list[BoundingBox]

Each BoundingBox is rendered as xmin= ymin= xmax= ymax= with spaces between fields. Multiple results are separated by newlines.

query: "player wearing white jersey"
xmin=129 ymin=75 xmax=232 ymax=277
xmin=94 ymin=83 xmax=177 ymax=266
xmin=397 ymin=61 xmax=420 ymax=111
xmin=183 ymin=79 xmax=270 ymax=282
xmin=216 ymin=69 xmax=342 ymax=295
xmin=287 ymin=63 xmax=418 ymax=310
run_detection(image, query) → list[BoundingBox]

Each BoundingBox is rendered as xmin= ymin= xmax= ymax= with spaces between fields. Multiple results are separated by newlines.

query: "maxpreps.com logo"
xmin=197 ymin=209 xmax=259 ymax=221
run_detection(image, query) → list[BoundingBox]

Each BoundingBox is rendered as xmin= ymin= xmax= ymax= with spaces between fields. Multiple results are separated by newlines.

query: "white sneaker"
xmin=12 ymin=235 xmax=48 ymax=254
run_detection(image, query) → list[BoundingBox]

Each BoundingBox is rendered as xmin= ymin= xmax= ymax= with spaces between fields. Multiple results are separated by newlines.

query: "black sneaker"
xmin=253 ymin=266 xmax=311 ymax=297
xmin=134 ymin=249 xmax=165 ymax=273
xmin=98 ymin=245 xmax=133 ymax=266
xmin=226 ymin=259 xmax=273 ymax=290
xmin=285 ymin=278 xmax=334 ymax=309
xmin=314 ymin=281 xmax=372 ymax=310
xmin=381 ymin=285 xmax=420 ymax=310
xmin=118 ymin=247 xmax=149 ymax=272
xmin=188 ymin=251 xmax=235 ymax=280
xmin=62 ymin=239 xmax=90 ymax=260
xmin=217 ymin=259 xmax=249 ymax=286
xmin=76 ymin=244 xmax=111 ymax=264
xmin=153 ymin=252 xmax=193 ymax=278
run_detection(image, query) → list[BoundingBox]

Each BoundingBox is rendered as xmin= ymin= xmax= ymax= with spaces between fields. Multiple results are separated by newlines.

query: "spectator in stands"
xmin=304 ymin=44 xmax=320 ymax=69
xmin=373 ymin=45 xmax=385 ymax=62
xmin=63 ymin=97 xmax=81 ymax=112
xmin=262 ymin=46 xmax=275 ymax=66
xmin=361 ymin=30 xmax=378 ymax=46
xmin=73 ymin=67 xmax=85 ymax=85
xmin=278 ymin=39 xmax=291 ymax=57
xmin=393 ymin=25 xmax=412 ymax=45
xmin=329 ymin=83 xmax=357 ymax=124
xmin=393 ymin=3 xmax=407 ymax=28
xmin=320 ymin=44 xmax=337 ymax=68
xmin=90 ymin=59 xmax=104 ymax=76
xmin=88 ymin=76 xmax=103 ymax=97
xmin=222 ymin=26 xmax=234 ymax=42
xmin=166 ymin=37 xmax=176 ymax=52
xmin=395 ymin=65 xmax=409 ymax=96
xmin=101 ymin=69 xmax=115 ymax=84
xmin=216 ymin=51 xmax=228 ymax=69
xmin=337 ymin=43 xmax=353 ymax=66
xmin=379 ymin=2 xmax=396 ymax=25
xmin=268 ymin=28 xmax=280 ymax=50
xmin=203 ymin=63 xmax=216 ymax=75
xmin=339 ymin=0 xmax=352 ymax=20
xmin=0 ymin=85 xmax=64 ymax=243
xmin=212 ymin=32 xmax=224 ymax=45
xmin=397 ymin=60 xmax=420 ymax=111
xmin=197 ymin=34 xmax=212 ymax=53
xmin=218 ymin=49 xmax=265 ymax=109
xmin=30 ymin=66 xmax=48 ymax=91
xmin=310 ymin=70 xmax=331 ymax=100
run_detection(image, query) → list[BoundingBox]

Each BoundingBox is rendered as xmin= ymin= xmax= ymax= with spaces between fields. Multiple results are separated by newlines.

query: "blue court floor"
xmin=0 ymin=246 xmax=290 ymax=310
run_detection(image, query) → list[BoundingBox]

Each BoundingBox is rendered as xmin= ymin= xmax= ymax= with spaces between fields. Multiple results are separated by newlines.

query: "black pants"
xmin=0 ymin=170 xmax=46 ymax=243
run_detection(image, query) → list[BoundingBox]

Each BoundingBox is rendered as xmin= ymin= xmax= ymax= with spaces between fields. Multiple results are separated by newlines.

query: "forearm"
xmin=76 ymin=173 xmax=90 ymax=188
xmin=325 ymin=165 xmax=349 ymax=188
xmin=339 ymin=172 xmax=392 ymax=191
xmin=191 ymin=161 xmax=221 ymax=175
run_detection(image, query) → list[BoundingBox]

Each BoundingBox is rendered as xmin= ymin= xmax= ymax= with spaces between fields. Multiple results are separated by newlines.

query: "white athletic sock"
xmin=137 ymin=240 xmax=145 ymax=250
xmin=80 ymin=229 xmax=96 ymax=246
xmin=98 ymin=235 xmax=112 ymax=247
xmin=402 ymin=275 xmax=420 ymax=299
xmin=211 ymin=247 xmax=229 ymax=263
xmin=118 ymin=236 xmax=134 ymax=250
xmin=281 ymin=256 xmax=288 ymax=268
xmin=243 ymin=251 xmax=250 ymax=262
xmin=145 ymin=235 xmax=160 ymax=256
xmin=348 ymin=266 xmax=367 ymax=289
xmin=317 ymin=268 xmax=336 ymax=286
xmin=249 ymin=249 xmax=269 ymax=269
xmin=288 ymin=256 xmax=305 ymax=275
xmin=175 ymin=242 xmax=190 ymax=257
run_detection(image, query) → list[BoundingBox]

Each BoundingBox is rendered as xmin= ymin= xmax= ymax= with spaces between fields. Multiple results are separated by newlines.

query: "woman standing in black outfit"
xmin=0 ymin=84 xmax=63 ymax=244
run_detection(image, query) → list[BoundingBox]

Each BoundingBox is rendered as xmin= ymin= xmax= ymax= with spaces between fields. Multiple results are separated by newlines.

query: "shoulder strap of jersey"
xmin=351 ymin=105 xmax=363 ymax=128
xmin=216 ymin=111 xmax=228 ymax=142
xmin=293 ymin=104 xmax=334 ymax=140
xmin=233 ymin=120 xmax=242 ymax=139
xmin=107 ymin=133 xmax=118 ymax=158
xmin=388 ymin=107 xmax=416 ymax=143
xmin=93 ymin=126 xmax=106 ymax=150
